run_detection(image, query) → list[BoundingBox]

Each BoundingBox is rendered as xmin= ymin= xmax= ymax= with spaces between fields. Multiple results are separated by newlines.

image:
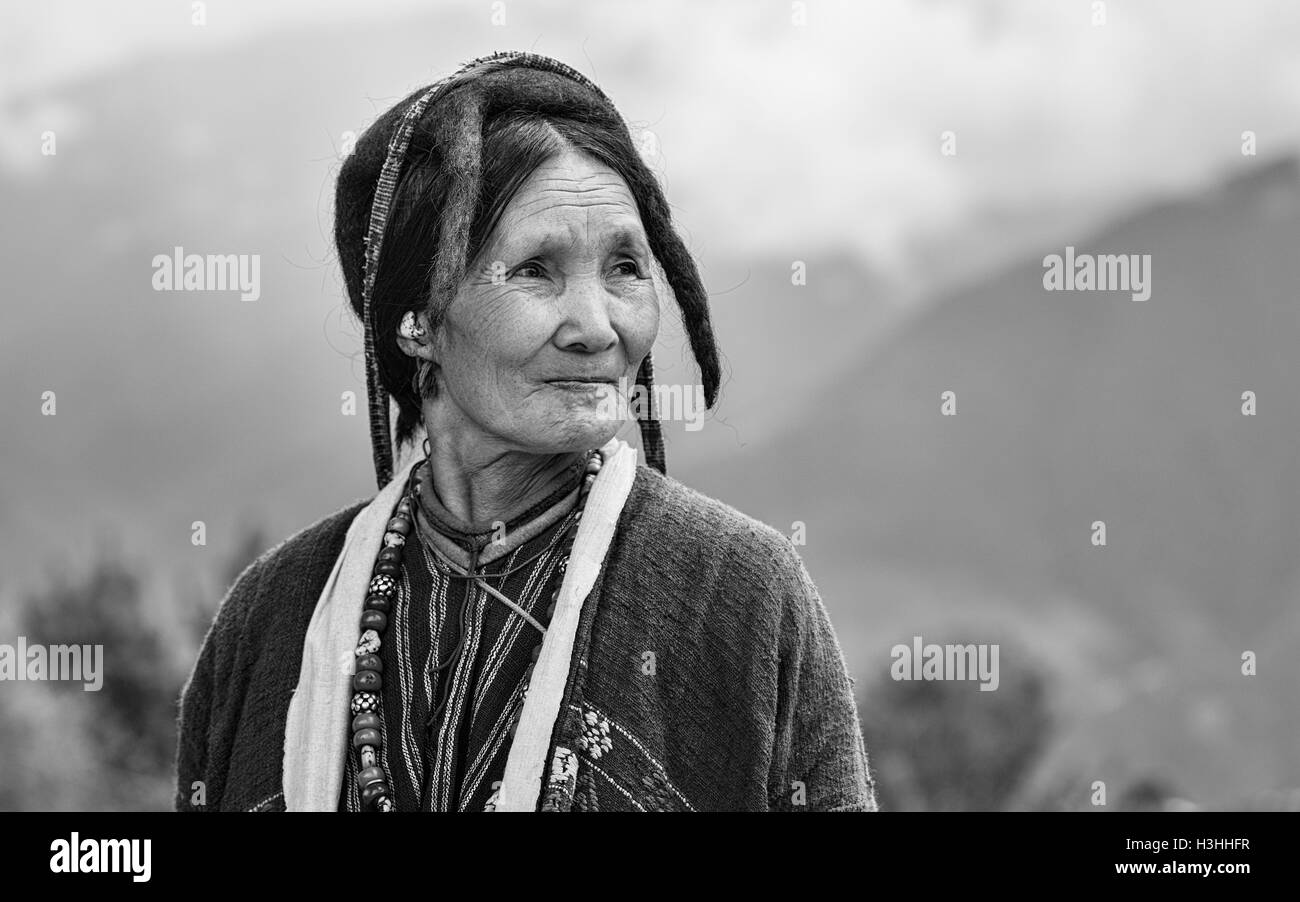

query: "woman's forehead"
xmin=510 ymin=154 xmax=635 ymax=212
xmin=491 ymin=213 xmax=648 ymax=256
xmin=490 ymin=155 xmax=648 ymax=253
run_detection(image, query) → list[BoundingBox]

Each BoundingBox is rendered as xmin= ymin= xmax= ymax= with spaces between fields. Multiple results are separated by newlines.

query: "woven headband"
xmin=359 ymin=51 xmax=665 ymax=488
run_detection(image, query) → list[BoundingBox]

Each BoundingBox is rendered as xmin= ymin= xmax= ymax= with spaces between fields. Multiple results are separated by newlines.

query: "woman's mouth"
xmin=547 ymin=378 xmax=617 ymax=393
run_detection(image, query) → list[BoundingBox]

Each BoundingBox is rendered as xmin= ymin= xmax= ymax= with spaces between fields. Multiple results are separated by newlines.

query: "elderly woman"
xmin=175 ymin=51 xmax=876 ymax=812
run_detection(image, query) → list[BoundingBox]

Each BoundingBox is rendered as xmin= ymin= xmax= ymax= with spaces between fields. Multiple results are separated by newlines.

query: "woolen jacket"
xmin=174 ymin=464 xmax=877 ymax=812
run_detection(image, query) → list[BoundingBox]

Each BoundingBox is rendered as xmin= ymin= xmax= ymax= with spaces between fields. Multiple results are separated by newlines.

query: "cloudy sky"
xmin=4 ymin=0 xmax=1299 ymax=290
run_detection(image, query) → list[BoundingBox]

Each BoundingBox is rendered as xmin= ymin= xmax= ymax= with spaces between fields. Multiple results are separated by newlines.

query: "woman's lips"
xmin=547 ymin=379 xmax=616 ymax=392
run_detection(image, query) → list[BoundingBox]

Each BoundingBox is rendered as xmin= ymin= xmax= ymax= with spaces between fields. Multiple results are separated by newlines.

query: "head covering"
xmin=340 ymin=50 xmax=721 ymax=488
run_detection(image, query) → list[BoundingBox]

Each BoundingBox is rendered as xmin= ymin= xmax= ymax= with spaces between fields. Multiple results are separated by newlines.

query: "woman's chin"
xmin=571 ymin=416 xmax=624 ymax=450
xmin=529 ymin=413 xmax=624 ymax=454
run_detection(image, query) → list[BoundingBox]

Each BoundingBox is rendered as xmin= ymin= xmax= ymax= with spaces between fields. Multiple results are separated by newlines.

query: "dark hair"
xmin=334 ymin=63 xmax=721 ymax=452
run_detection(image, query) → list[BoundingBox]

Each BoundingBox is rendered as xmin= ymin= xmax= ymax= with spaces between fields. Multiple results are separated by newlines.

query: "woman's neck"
xmin=421 ymin=440 xmax=584 ymax=530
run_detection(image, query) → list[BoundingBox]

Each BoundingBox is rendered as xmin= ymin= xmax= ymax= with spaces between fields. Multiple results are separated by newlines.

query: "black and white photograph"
xmin=0 ymin=0 xmax=1296 ymax=883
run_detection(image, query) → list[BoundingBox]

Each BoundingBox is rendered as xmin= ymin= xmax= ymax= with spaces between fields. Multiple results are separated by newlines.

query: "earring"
xmin=399 ymin=310 xmax=427 ymax=340
xmin=411 ymin=359 xmax=429 ymax=399
xmin=411 ymin=358 xmax=438 ymax=400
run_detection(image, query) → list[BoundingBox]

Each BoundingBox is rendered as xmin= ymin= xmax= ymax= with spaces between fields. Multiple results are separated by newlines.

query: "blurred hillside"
xmin=696 ymin=156 xmax=1300 ymax=810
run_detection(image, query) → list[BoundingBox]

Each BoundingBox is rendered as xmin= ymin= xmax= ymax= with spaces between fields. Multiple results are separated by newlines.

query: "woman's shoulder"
xmin=627 ymin=464 xmax=788 ymax=545
xmin=210 ymin=497 xmax=372 ymax=636
xmin=242 ymin=498 xmax=369 ymax=584
xmin=622 ymin=464 xmax=813 ymax=607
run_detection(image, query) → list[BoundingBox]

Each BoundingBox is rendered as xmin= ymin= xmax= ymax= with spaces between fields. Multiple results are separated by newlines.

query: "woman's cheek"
xmin=620 ymin=284 xmax=660 ymax=360
xmin=456 ymin=285 xmax=550 ymax=368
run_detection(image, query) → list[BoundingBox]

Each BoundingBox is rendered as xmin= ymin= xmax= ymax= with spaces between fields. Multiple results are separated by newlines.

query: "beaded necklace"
xmin=348 ymin=448 xmax=604 ymax=811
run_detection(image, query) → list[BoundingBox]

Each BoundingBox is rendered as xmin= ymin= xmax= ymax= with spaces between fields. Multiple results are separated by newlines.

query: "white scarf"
xmin=282 ymin=436 xmax=638 ymax=811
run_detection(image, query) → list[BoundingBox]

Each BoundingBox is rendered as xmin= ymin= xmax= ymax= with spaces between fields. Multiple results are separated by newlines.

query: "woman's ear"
xmin=395 ymin=310 xmax=438 ymax=362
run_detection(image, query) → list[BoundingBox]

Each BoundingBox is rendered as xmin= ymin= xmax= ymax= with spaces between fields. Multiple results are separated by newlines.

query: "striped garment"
xmin=339 ymin=466 xmax=582 ymax=811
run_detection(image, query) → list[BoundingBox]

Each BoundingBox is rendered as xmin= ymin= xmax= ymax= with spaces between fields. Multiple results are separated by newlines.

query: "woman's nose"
xmin=554 ymin=276 xmax=618 ymax=353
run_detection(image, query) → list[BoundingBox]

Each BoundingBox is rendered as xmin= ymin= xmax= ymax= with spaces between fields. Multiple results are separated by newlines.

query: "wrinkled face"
xmin=427 ymin=149 xmax=660 ymax=456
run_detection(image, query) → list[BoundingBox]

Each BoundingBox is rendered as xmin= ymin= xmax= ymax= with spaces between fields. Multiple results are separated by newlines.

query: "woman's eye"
xmin=611 ymin=260 xmax=642 ymax=277
xmin=513 ymin=261 xmax=546 ymax=279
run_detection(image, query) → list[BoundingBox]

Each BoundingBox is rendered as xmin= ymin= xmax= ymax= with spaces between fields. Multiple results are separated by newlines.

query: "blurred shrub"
xmin=859 ymin=634 xmax=1054 ymax=811
xmin=23 ymin=559 xmax=174 ymax=780
xmin=4 ymin=526 xmax=266 ymax=811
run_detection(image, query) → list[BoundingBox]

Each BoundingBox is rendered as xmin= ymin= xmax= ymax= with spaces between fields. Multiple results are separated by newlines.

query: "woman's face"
xmin=425 ymin=149 xmax=660 ymax=457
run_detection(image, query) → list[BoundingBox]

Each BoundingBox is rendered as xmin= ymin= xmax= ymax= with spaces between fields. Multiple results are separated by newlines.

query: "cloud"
xmin=0 ymin=98 xmax=84 ymax=175
xmin=4 ymin=0 xmax=1299 ymax=278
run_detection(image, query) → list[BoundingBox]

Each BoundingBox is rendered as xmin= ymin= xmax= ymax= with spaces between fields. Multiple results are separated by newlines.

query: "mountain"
xmin=690 ymin=156 xmax=1300 ymax=808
